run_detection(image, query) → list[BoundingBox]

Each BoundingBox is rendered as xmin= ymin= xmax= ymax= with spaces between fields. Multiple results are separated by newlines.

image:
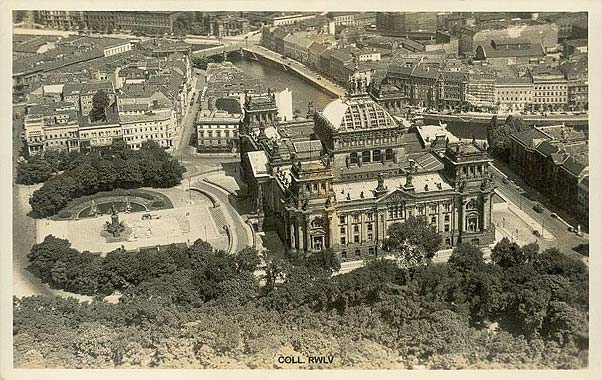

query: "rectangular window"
xmin=353 ymin=215 xmax=360 ymax=223
xmin=367 ymin=234 xmax=373 ymax=241
xmin=354 ymin=235 xmax=360 ymax=243
xmin=444 ymin=224 xmax=450 ymax=232
xmin=353 ymin=225 xmax=359 ymax=233
xmin=340 ymin=227 xmax=345 ymax=235
xmin=339 ymin=216 xmax=346 ymax=224
xmin=367 ymin=223 xmax=373 ymax=231
xmin=340 ymin=237 xmax=346 ymax=245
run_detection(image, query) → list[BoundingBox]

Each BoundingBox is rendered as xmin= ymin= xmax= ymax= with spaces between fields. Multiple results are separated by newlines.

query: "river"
xmin=231 ymin=56 xmax=335 ymax=116
xmin=230 ymin=56 xmax=488 ymax=140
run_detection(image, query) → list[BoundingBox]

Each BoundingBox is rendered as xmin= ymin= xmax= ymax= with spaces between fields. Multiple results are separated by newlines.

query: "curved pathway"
xmin=190 ymin=178 xmax=251 ymax=252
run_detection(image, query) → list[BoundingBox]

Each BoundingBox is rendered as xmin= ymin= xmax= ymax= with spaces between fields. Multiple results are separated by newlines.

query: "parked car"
xmin=532 ymin=230 xmax=541 ymax=237
xmin=501 ymin=178 xmax=509 ymax=185
xmin=533 ymin=203 xmax=544 ymax=213
xmin=550 ymin=213 xmax=558 ymax=219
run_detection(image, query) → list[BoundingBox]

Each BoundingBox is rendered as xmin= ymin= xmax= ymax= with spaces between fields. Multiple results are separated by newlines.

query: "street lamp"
xmin=187 ymin=177 xmax=192 ymax=202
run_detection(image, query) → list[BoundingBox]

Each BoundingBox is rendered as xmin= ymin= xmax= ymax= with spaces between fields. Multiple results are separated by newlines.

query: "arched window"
xmin=373 ymin=150 xmax=381 ymax=162
xmin=466 ymin=199 xmax=477 ymax=210
xmin=385 ymin=148 xmax=393 ymax=161
xmin=362 ymin=151 xmax=371 ymax=163
xmin=350 ymin=152 xmax=358 ymax=164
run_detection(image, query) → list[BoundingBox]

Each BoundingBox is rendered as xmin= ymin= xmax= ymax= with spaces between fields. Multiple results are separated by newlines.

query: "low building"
xmin=119 ymin=103 xmax=176 ymax=150
xmin=13 ymin=35 xmax=59 ymax=57
xmin=23 ymin=101 xmax=80 ymax=155
xmin=77 ymin=108 xmax=122 ymax=152
xmin=528 ymin=65 xmax=568 ymax=112
xmin=34 ymin=10 xmax=83 ymax=30
xmin=437 ymin=70 xmax=467 ymax=110
xmin=472 ymin=20 xmax=559 ymax=53
xmin=474 ymin=38 xmax=546 ymax=66
xmin=270 ymin=13 xmax=317 ymax=27
xmin=62 ymin=80 xmax=116 ymax=116
xmin=563 ymin=39 xmax=588 ymax=56
xmin=494 ymin=76 xmax=534 ymax=113
xmin=196 ymin=109 xmax=242 ymax=152
xmin=208 ymin=15 xmax=250 ymax=37
xmin=84 ymin=11 xmax=182 ymax=35
xmin=561 ymin=55 xmax=588 ymax=111
xmin=376 ymin=12 xmax=439 ymax=33
xmin=328 ymin=12 xmax=376 ymax=27
xmin=509 ymin=125 xmax=588 ymax=224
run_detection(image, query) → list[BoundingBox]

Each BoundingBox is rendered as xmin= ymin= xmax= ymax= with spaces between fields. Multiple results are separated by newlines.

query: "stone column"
xmin=298 ymin=216 xmax=305 ymax=252
xmin=304 ymin=217 xmax=310 ymax=252
xmin=290 ymin=221 xmax=297 ymax=250
xmin=328 ymin=213 xmax=337 ymax=248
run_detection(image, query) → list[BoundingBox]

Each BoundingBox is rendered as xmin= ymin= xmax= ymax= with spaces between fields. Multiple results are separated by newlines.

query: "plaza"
xmin=35 ymin=187 xmax=229 ymax=254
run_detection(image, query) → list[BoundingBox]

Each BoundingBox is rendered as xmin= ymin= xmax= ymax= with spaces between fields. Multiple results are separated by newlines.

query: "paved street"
xmin=489 ymin=160 xmax=588 ymax=260
xmin=191 ymin=178 xmax=251 ymax=252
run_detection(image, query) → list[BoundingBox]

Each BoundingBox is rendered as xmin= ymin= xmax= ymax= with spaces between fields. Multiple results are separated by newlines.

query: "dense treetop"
xmin=26 ymin=140 xmax=185 ymax=218
xmin=16 ymin=235 xmax=588 ymax=369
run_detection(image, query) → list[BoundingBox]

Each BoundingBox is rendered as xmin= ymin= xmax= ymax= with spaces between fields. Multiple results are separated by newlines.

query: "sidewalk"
xmin=507 ymin=204 xmax=554 ymax=240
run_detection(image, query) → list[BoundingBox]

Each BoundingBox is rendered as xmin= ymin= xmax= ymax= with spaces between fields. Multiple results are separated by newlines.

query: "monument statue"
xmin=105 ymin=203 xmax=126 ymax=237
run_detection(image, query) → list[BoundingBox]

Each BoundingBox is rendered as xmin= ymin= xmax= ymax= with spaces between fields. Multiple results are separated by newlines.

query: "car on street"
xmin=501 ymin=178 xmax=509 ymax=184
xmin=532 ymin=203 xmax=544 ymax=213
xmin=550 ymin=213 xmax=558 ymax=219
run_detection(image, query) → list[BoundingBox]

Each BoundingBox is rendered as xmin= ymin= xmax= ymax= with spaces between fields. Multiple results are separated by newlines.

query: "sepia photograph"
xmin=2 ymin=1 xmax=600 ymax=378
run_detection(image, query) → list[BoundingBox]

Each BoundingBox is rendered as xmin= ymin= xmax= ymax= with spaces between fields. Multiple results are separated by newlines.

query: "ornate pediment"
xmin=377 ymin=189 xmax=412 ymax=204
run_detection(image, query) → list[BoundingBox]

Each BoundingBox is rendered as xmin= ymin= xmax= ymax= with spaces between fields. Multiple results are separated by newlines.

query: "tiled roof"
xmin=479 ymin=42 xmax=544 ymax=58
xmin=512 ymin=127 xmax=551 ymax=148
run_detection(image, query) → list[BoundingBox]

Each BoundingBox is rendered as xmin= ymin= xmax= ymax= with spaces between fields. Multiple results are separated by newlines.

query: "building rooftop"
xmin=332 ymin=172 xmax=453 ymax=202
xmin=320 ymin=95 xmax=398 ymax=132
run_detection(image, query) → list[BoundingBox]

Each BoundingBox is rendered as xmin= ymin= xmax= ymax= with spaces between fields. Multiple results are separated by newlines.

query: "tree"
xmin=304 ymin=248 xmax=341 ymax=273
xmin=89 ymin=90 xmax=110 ymax=122
xmin=384 ymin=216 xmax=442 ymax=259
xmin=192 ymin=56 xmax=209 ymax=70
xmin=491 ymin=237 xmax=531 ymax=269
xmin=27 ymin=235 xmax=75 ymax=283
xmin=447 ymin=243 xmax=484 ymax=273
xmin=191 ymin=250 xmax=238 ymax=301
xmin=235 ymin=247 xmax=261 ymax=274
xmin=16 ymin=158 xmax=55 ymax=185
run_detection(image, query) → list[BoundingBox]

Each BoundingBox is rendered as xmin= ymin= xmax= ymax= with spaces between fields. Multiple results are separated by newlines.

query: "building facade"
xmin=528 ymin=66 xmax=568 ymax=112
xmin=35 ymin=11 xmax=84 ymax=30
xmin=508 ymin=125 xmax=588 ymax=224
xmin=494 ymin=77 xmax=534 ymax=113
xmin=240 ymin=71 xmax=496 ymax=261
xmin=196 ymin=109 xmax=242 ymax=152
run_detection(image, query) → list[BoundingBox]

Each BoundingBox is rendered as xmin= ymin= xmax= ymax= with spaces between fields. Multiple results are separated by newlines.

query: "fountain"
xmin=106 ymin=204 xmax=124 ymax=236
xmin=89 ymin=199 xmax=98 ymax=217
xmin=103 ymin=203 xmax=128 ymax=239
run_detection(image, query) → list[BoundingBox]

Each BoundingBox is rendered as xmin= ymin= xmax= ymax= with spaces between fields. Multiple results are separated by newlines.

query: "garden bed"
xmin=53 ymin=188 xmax=174 ymax=221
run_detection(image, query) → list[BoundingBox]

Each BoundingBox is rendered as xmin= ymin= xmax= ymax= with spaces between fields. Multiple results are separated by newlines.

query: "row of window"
xmin=340 ymin=137 xmax=397 ymax=147
xmin=534 ymin=85 xmax=566 ymax=90
xmin=534 ymin=98 xmax=567 ymax=103
xmin=349 ymin=149 xmax=394 ymax=164
xmin=203 ymin=130 xmax=237 ymax=138
xmin=124 ymin=134 xmax=165 ymax=141
xmin=340 ymin=248 xmax=376 ymax=259
xmin=339 ymin=213 xmax=375 ymax=225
